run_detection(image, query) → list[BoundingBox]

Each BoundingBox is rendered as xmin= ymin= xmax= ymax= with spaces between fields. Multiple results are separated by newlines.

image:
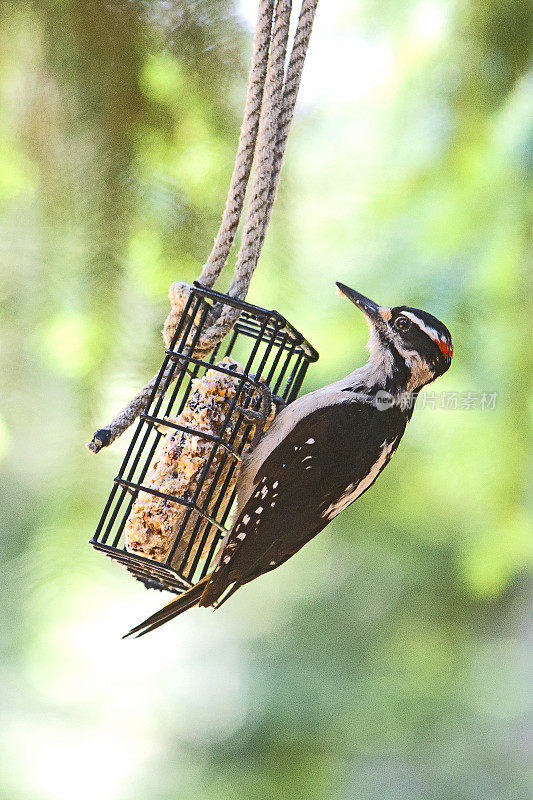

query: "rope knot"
xmin=163 ymin=281 xmax=193 ymax=348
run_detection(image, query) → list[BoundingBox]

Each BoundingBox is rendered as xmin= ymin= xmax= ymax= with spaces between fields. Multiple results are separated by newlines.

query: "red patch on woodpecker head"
xmin=435 ymin=338 xmax=453 ymax=364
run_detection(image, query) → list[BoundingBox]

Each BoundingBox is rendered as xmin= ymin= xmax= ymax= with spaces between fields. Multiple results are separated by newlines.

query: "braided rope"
xmin=228 ymin=0 xmax=292 ymax=299
xmin=266 ymin=0 xmax=319 ymax=216
xmin=198 ymin=0 xmax=275 ymax=289
xmin=194 ymin=0 xmax=320 ymax=347
xmin=197 ymin=0 xmax=293 ymax=346
xmin=87 ymin=0 xmax=319 ymax=454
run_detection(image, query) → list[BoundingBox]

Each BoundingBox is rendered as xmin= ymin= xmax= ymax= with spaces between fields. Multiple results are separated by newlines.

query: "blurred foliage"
xmin=0 ymin=1 xmax=531 ymax=799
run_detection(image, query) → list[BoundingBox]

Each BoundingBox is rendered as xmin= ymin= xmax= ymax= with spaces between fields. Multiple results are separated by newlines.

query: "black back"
xmin=201 ymin=399 xmax=409 ymax=605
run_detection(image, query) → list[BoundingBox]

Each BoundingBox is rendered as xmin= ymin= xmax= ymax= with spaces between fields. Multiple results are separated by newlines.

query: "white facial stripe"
xmin=402 ymin=311 xmax=441 ymax=343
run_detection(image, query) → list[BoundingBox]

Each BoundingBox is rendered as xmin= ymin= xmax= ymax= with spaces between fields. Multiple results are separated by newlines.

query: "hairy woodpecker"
xmin=125 ymin=283 xmax=453 ymax=637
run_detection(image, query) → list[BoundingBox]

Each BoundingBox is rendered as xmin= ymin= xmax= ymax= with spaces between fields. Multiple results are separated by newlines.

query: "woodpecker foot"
xmin=235 ymin=406 xmax=265 ymax=423
xmin=236 ymin=380 xmax=276 ymax=448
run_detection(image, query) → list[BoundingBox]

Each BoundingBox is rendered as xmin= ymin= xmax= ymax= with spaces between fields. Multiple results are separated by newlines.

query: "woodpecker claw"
xmin=236 ymin=380 xmax=276 ymax=448
xmin=235 ymin=405 xmax=264 ymax=422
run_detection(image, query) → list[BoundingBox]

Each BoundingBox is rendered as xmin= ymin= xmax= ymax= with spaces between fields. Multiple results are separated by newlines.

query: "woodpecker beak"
xmin=336 ymin=283 xmax=390 ymax=326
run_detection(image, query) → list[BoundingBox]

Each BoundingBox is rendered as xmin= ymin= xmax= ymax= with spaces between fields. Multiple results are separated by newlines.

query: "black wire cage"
xmin=91 ymin=283 xmax=319 ymax=595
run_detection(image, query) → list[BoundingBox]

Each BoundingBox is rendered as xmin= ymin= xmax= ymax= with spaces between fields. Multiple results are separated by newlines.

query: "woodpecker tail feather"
xmin=211 ymin=581 xmax=241 ymax=610
xmin=122 ymin=574 xmax=211 ymax=639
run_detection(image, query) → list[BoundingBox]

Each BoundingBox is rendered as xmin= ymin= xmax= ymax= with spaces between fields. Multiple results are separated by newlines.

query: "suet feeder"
xmin=91 ymin=283 xmax=318 ymax=595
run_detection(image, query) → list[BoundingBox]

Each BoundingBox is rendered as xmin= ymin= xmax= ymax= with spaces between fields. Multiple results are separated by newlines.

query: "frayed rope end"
xmin=86 ymin=428 xmax=112 ymax=454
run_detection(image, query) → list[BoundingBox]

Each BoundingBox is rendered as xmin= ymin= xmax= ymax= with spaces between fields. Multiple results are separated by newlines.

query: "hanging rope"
xmin=87 ymin=0 xmax=319 ymax=454
xmin=196 ymin=0 xmax=294 ymax=348
xmin=198 ymin=0 xmax=276 ymax=291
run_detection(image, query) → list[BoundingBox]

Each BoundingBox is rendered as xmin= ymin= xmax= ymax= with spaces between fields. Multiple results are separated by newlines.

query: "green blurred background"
xmin=1 ymin=1 xmax=532 ymax=798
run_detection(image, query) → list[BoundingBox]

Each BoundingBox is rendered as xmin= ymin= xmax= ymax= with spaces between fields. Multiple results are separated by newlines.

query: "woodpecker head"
xmin=336 ymin=282 xmax=453 ymax=392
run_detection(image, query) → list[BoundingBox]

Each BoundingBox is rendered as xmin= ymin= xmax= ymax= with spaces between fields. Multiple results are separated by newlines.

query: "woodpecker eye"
xmin=394 ymin=316 xmax=412 ymax=332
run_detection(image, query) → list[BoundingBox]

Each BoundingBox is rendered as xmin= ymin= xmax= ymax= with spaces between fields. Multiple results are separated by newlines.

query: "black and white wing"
xmin=199 ymin=400 xmax=407 ymax=607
